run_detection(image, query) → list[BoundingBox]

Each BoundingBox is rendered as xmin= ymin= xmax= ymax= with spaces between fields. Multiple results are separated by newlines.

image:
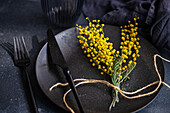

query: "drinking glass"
xmin=41 ymin=0 xmax=84 ymax=27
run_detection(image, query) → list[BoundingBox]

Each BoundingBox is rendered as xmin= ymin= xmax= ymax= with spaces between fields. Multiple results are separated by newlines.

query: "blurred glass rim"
xmin=41 ymin=0 xmax=84 ymax=27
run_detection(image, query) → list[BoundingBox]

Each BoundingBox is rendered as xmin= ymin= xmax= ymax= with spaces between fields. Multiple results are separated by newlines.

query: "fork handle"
xmin=24 ymin=68 xmax=39 ymax=113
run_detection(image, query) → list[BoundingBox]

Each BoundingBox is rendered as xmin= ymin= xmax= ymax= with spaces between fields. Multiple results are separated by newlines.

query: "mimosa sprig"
xmin=76 ymin=17 xmax=140 ymax=110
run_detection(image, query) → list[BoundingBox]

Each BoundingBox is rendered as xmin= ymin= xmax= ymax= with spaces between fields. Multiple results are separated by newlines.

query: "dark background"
xmin=0 ymin=0 xmax=169 ymax=113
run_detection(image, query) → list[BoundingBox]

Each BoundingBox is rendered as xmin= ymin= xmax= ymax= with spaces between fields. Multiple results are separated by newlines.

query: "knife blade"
xmin=47 ymin=29 xmax=85 ymax=113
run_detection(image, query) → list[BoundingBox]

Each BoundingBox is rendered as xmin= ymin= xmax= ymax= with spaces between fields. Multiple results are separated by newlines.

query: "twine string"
xmin=49 ymin=54 xmax=170 ymax=113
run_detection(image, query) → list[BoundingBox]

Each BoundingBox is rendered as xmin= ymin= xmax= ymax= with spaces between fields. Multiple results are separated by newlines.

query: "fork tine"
xmin=16 ymin=37 xmax=23 ymax=60
xmin=18 ymin=36 xmax=25 ymax=59
xmin=6 ymin=42 xmax=14 ymax=52
xmin=21 ymin=36 xmax=30 ymax=59
xmin=4 ymin=42 xmax=14 ymax=53
xmin=14 ymin=37 xmax=19 ymax=60
xmin=0 ymin=43 xmax=14 ymax=55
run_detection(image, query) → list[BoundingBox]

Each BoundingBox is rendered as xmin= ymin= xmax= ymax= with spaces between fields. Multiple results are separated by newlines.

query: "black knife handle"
xmin=63 ymin=67 xmax=85 ymax=113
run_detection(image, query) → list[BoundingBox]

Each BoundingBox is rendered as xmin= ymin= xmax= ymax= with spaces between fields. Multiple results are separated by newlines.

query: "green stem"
xmin=109 ymin=83 xmax=120 ymax=111
xmin=119 ymin=64 xmax=136 ymax=83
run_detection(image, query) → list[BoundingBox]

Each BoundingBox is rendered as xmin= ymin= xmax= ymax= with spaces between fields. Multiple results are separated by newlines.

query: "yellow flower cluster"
xmin=76 ymin=17 xmax=140 ymax=109
xmin=119 ymin=17 xmax=140 ymax=72
xmin=76 ymin=17 xmax=116 ymax=76
xmin=76 ymin=17 xmax=140 ymax=80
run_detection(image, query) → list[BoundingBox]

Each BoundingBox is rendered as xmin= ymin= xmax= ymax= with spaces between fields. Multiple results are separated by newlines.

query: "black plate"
xmin=35 ymin=25 xmax=164 ymax=113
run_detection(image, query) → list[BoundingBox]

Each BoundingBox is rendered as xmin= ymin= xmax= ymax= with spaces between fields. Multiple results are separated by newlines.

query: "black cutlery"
xmin=47 ymin=29 xmax=85 ymax=113
xmin=0 ymin=37 xmax=39 ymax=113
xmin=13 ymin=37 xmax=39 ymax=113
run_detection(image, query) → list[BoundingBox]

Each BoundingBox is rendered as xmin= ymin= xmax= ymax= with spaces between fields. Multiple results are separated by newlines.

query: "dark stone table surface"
xmin=0 ymin=0 xmax=169 ymax=113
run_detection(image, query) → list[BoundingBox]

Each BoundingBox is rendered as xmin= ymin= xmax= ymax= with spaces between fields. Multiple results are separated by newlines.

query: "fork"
xmin=13 ymin=36 xmax=39 ymax=113
xmin=0 ymin=42 xmax=14 ymax=59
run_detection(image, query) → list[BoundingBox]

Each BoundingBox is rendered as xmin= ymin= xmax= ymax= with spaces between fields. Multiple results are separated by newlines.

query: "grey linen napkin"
xmin=82 ymin=0 xmax=170 ymax=50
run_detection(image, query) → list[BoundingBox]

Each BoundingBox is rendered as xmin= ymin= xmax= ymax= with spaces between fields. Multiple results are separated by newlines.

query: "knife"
xmin=47 ymin=29 xmax=85 ymax=113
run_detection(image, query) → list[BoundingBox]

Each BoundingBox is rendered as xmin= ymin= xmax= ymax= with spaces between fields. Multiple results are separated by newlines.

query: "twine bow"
xmin=49 ymin=54 xmax=170 ymax=113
